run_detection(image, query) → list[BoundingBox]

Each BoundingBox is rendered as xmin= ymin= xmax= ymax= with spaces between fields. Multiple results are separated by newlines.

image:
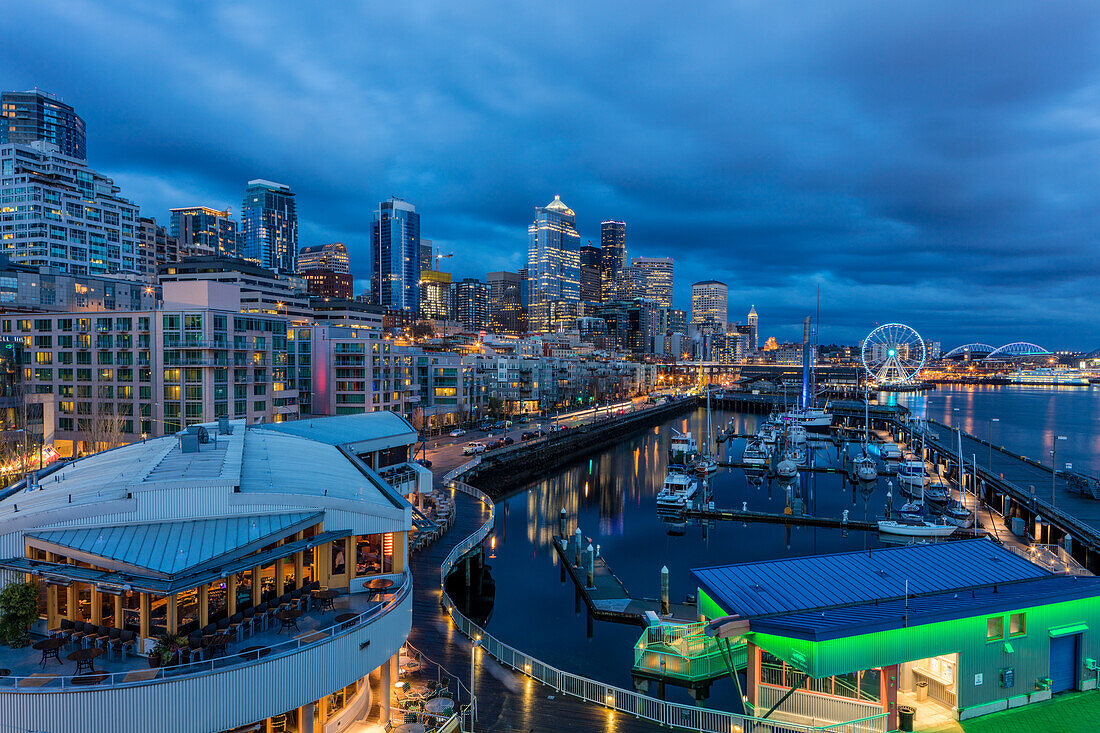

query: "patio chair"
xmin=52 ymin=618 xmax=75 ymax=642
xmin=228 ymin=612 xmax=245 ymax=640
xmin=116 ymin=630 xmax=137 ymax=658
xmin=242 ymin=608 xmax=257 ymax=635
xmin=105 ymin=628 xmax=122 ymax=658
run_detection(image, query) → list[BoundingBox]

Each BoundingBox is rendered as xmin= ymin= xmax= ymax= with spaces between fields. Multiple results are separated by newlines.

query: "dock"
xmin=682 ymin=505 xmax=876 ymax=530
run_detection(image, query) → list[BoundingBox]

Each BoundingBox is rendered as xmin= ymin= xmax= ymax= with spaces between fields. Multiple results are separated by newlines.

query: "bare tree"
xmin=80 ymin=415 xmax=126 ymax=456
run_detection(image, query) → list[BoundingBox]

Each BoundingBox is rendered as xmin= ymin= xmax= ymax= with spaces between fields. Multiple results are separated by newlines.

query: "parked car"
xmin=486 ymin=439 xmax=505 ymax=450
xmin=503 ymin=436 xmax=515 ymax=445
xmin=517 ymin=416 xmax=530 ymax=424
xmin=521 ymin=431 xmax=535 ymax=441
xmin=449 ymin=429 xmax=466 ymax=437
xmin=493 ymin=420 xmax=506 ymax=430
xmin=463 ymin=442 xmax=487 ymax=455
xmin=415 ymin=458 xmax=433 ymax=468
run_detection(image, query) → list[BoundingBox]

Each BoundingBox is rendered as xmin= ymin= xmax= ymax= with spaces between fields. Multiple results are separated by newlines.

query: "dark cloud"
xmin=5 ymin=0 xmax=1100 ymax=348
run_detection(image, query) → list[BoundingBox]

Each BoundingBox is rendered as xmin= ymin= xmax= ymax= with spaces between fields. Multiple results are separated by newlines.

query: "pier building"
xmin=694 ymin=539 xmax=1100 ymax=729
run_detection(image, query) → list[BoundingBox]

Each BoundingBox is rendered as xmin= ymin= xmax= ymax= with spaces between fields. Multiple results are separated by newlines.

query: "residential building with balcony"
xmin=0 ymin=254 xmax=153 ymax=313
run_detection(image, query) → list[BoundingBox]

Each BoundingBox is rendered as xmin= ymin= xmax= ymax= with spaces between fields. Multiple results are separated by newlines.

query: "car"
xmin=462 ymin=442 xmax=486 ymax=455
xmin=503 ymin=436 xmax=514 ymax=445
xmin=493 ymin=420 xmax=506 ymax=429
xmin=415 ymin=458 xmax=433 ymax=468
xmin=521 ymin=431 xmax=535 ymax=441
xmin=517 ymin=416 xmax=530 ymax=423
xmin=487 ymin=439 xmax=504 ymax=450
xmin=449 ymin=429 xmax=466 ymax=437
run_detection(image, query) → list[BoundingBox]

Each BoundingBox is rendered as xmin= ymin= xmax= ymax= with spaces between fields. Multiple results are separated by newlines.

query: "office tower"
xmin=420 ymin=239 xmax=433 ymax=273
xmin=691 ymin=280 xmax=728 ymax=331
xmin=487 ymin=271 xmax=524 ymax=335
xmin=298 ymin=242 xmax=352 ymax=299
xmin=579 ymin=244 xmax=602 ymax=305
xmin=241 ymin=179 xmax=297 ymax=272
xmin=0 ymin=141 xmax=139 ymax=275
xmin=527 ymin=195 xmax=581 ymax=332
xmin=419 ymin=269 xmax=452 ymax=321
xmin=137 ymin=216 xmax=178 ymax=281
xmin=599 ymin=220 xmax=626 ymax=303
xmin=619 ymin=257 xmax=673 ymax=308
xmin=371 ymin=197 xmax=421 ymax=312
xmin=1 ymin=90 xmax=86 ymax=159
xmin=747 ymin=305 xmax=758 ymax=351
xmin=170 ymin=206 xmax=240 ymax=259
xmin=661 ymin=308 xmax=687 ymax=335
xmin=452 ymin=278 xmax=491 ymax=331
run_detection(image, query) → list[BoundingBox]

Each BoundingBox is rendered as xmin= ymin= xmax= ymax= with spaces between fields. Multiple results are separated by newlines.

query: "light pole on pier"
xmin=1050 ymin=435 xmax=1067 ymax=508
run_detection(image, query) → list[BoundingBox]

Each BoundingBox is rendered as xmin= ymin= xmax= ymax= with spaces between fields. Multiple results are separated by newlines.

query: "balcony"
xmin=163 ymin=339 xmax=230 ymax=350
xmin=0 ymin=575 xmax=411 ymax=732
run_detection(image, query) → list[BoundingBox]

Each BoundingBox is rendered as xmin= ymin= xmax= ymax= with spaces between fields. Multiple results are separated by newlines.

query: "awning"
xmin=1049 ymin=623 xmax=1088 ymax=638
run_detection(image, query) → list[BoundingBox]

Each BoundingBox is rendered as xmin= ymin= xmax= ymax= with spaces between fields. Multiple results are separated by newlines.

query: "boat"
xmin=897 ymin=455 xmax=928 ymax=490
xmin=924 ymin=481 xmax=950 ymax=505
xmin=941 ymin=501 xmax=974 ymax=528
xmin=756 ymin=421 xmax=778 ymax=445
xmin=881 ymin=444 xmax=904 ymax=461
xmin=775 ymin=459 xmax=798 ymax=479
xmin=694 ymin=457 xmax=719 ymax=475
xmin=897 ymin=499 xmax=924 ymax=521
xmin=787 ymin=424 xmax=807 ymax=445
xmin=785 ymin=444 xmax=807 ymax=466
xmin=656 ymin=470 xmax=700 ymax=511
xmin=1008 ymin=367 xmax=1090 ymax=386
xmin=669 ymin=431 xmax=699 ymax=465
xmin=853 ymin=455 xmax=877 ymax=483
xmin=877 ymin=519 xmax=957 ymax=537
xmin=742 ymin=439 xmax=770 ymax=468
xmin=776 ymin=406 xmax=833 ymax=432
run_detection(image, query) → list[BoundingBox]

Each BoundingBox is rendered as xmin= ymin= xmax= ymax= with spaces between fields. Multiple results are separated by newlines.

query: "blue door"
xmin=1050 ymin=634 xmax=1079 ymax=693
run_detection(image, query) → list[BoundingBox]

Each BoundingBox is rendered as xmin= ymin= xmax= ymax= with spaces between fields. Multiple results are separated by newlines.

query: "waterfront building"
xmin=301 ymin=323 xmax=410 ymax=416
xmin=241 ymin=180 xmax=297 ymax=273
xmin=158 ymin=256 xmax=312 ymax=321
xmin=599 ymin=220 xmax=626 ymax=303
xmin=418 ymin=270 xmax=452 ymax=321
xmin=298 ymin=242 xmax=352 ymax=300
xmin=691 ymin=280 xmax=727 ymax=332
xmin=693 ymin=540 xmax=1100 ymax=728
xmin=136 ymin=216 xmax=178 ymax=281
xmin=411 ymin=351 xmax=487 ymax=427
xmin=0 ymin=254 xmax=153 ymax=312
xmin=0 ymin=411 xmax=420 ymax=732
xmin=371 ymin=197 xmax=421 ymax=313
xmin=486 ymin=270 xmax=525 ymax=335
xmin=747 ymin=305 xmax=758 ymax=351
xmin=419 ymin=238 xmax=433 ymax=273
xmin=527 ymin=195 xmax=581 ymax=332
xmin=0 ymin=141 xmax=140 ymax=275
xmin=170 ymin=206 xmax=240 ymax=260
xmin=0 ymin=90 xmax=86 ymax=159
xmin=452 ymin=277 xmax=490 ymax=332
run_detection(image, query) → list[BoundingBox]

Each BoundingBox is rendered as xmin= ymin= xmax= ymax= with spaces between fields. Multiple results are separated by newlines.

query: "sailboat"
xmin=851 ymin=394 xmax=878 ymax=483
xmin=776 ymin=314 xmax=832 ymax=431
xmin=694 ymin=383 xmax=719 ymax=475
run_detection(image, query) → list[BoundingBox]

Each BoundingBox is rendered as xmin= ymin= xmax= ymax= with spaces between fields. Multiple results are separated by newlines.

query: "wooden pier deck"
xmin=681 ymin=505 xmax=877 ymax=530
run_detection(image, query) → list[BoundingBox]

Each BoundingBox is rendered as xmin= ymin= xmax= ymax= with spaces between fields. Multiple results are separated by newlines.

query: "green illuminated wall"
xmin=698 ymin=588 xmax=727 ymax=622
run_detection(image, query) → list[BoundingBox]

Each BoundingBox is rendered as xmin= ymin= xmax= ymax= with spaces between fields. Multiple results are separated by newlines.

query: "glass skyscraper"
xmin=599 ymin=220 xmax=626 ymax=302
xmin=371 ymin=197 xmax=421 ymax=311
xmin=241 ymin=180 xmax=297 ymax=272
xmin=170 ymin=206 xmax=239 ymax=259
xmin=1 ymin=90 xmax=86 ymax=160
xmin=527 ymin=195 xmax=581 ymax=332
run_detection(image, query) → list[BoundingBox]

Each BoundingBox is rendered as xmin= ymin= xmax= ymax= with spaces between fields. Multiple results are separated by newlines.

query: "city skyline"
xmin=5 ymin=3 xmax=1100 ymax=347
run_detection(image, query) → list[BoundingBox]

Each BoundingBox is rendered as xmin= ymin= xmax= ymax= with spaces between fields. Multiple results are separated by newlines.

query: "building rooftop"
xmin=257 ymin=412 xmax=417 ymax=455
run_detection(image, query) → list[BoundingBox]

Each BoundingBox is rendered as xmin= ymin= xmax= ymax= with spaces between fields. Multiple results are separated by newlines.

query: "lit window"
xmin=1009 ymin=613 xmax=1026 ymax=637
xmin=986 ymin=616 xmax=1004 ymax=642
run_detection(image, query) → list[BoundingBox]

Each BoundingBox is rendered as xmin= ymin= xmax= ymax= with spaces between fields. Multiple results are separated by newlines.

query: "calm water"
xmin=476 ymin=385 xmax=1100 ymax=703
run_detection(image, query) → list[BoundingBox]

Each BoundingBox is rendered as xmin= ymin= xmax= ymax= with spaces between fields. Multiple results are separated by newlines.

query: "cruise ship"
xmin=1008 ymin=368 xmax=1090 ymax=386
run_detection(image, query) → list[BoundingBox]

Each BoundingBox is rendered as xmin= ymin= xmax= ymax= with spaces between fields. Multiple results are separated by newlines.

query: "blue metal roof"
xmin=257 ymin=413 xmax=416 ymax=449
xmin=692 ymin=539 xmax=1050 ymax=619
xmin=27 ymin=512 xmax=320 ymax=579
xmin=749 ymin=575 xmax=1100 ymax=641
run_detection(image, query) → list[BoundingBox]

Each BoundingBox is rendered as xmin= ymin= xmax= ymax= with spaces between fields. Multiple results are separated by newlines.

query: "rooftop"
xmin=257 ymin=412 xmax=416 ymax=455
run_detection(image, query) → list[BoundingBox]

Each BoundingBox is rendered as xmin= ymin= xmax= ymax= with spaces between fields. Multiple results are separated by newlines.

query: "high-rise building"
xmin=747 ymin=305 xmax=759 ymax=351
xmin=579 ymin=244 xmax=602 ymax=305
xmin=452 ymin=278 xmax=491 ymax=331
xmin=419 ymin=239 xmax=433 ymax=273
xmin=170 ymin=206 xmax=240 ymax=259
xmin=137 ymin=216 xmax=178 ymax=281
xmin=241 ymin=180 xmax=297 ymax=273
xmin=371 ymin=197 xmax=421 ymax=312
xmin=298 ymin=242 xmax=352 ymax=299
xmin=487 ymin=270 xmax=525 ymax=335
xmin=419 ymin=269 xmax=452 ymax=321
xmin=620 ymin=257 xmax=673 ymax=308
xmin=1 ymin=90 xmax=86 ymax=159
xmin=599 ymin=220 xmax=626 ymax=303
xmin=0 ymin=141 xmax=140 ymax=275
xmin=527 ymin=195 xmax=581 ymax=332
xmin=691 ymin=280 xmax=728 ymax=331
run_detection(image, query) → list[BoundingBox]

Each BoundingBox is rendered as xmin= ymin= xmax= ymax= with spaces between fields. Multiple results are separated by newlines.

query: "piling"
xmin=559 ymin=507 xmax=567 ymax=538
xmin=585 ymin=544 xmax=595 ymax=589
xmin=574 ymin=527 xmax=582 ymax=567
xmin=661 ymin=565 xmax=670 ymax=615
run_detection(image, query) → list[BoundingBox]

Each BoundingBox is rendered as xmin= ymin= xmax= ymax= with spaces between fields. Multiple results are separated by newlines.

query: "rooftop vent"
xmin=186 ymin=425 xmax=211 ymax=443
xmin=180 ymin=433 xmax=200 ymax=454
xmin=218 ymin=417 xmax=233 ymax=435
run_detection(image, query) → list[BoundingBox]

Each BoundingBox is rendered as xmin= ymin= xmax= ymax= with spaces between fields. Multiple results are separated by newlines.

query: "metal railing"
xmin=1 ymin=572 xmax=411 ymax=692
xmin=439 ymin=462 xmax=886 ymax=733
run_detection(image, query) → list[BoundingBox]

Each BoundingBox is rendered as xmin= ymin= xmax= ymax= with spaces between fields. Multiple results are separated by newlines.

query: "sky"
xmin=5 ymin=0 xmax=1100 ymax=349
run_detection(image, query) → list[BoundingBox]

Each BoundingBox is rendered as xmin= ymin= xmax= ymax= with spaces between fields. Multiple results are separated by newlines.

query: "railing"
xmin=1 ymin=572 xmax=411 ymax=691
xmin=439 ymin=461 xmax=886 ymax=733
xmin=633 ymin=622 xmax=741 ymax=682
xmin=1004 ymin=543 xmax=1090 ymax=576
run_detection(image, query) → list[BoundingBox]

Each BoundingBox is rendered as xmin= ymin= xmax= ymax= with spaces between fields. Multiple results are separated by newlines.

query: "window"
xmin=1010 ymin=613 xmax=1026 ymax=637
xmin=987 ymin=616 xmax=1004 ymax=642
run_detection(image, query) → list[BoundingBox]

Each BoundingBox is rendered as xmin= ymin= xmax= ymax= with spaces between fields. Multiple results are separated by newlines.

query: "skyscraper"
xmin=298 ymin=242 xmax=352 ymax=299
xmin=691 ymin=280 xmax=728 ymax=331
xmin=621 ymin=257 xmax=673 ymax=308
xmin=420 ymin=238 xmax=433 ymax=273
xmin=170 ymin=206 xmax=239 ymax=259
xmin=419 ymin=269 xmax=452 ymax=321
xmin=1 ymin=90 xmax=86 ymax=159
xmin=747 ymin=305 xmax=759 ymax=351
xmin=0 ymin=141 xmax=139 ymax=274
xmin=452 ymin=278 xmax=491 ymax=331
xmin=579 ymin=244 xmax=602 ymax=305
xmin=599 ymin=220 xmax=626 ymax=302
xmin=527 ymin=195 xmax=581 ymax=332
xmin=241 ymin=180 xmax=297 ymax=272
xmin=371 ymin=197 xmax=421 ymax=312
xmin=487 ymin=271 xmax=524 ymax=335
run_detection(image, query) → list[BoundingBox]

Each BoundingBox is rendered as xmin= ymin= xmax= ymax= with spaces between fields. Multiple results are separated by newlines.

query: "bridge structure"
xmin=943 ymin=341 xmax=1051 ymax=360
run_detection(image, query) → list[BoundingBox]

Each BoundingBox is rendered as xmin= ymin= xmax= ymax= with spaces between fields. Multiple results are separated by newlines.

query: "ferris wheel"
xmin=861 ymin=323 xmax=926 ymax=384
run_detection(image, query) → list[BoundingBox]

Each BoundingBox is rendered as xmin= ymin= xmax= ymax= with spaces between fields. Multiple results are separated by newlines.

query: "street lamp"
xmin=470 ymin=636 xmax=481 ymax=732
xmin=1051 ymin=435 xmax=1067 ymax=507
xmin=988 ymin=418 xmax=999 ymax=468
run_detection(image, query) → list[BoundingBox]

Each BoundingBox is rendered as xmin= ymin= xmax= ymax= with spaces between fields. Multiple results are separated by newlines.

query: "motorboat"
xmin=897 ymin=499 xmax=924 ymax=521
xmin=776 ymin=406 xmax=833 ymax=432
xmin=897 ymin=455 xmax=929 ymax=490
xmin=881 ymin=444 xmax=904 ymax=461
xmin=742 ymin=439 xmax=770 ymax=468
xmin=775 ymin=459 xmax=798 ymax=480
xmin=694 ymin=457 xmax=719 ymax=475
xmin=877 ymin=519 xmax=957 ymax=537
xmin=785 ymin=444 xmax=807 ymax=467
xmin=756 ymin=421 xmax=778 ymax=445
xmin=786 ymin=424 xmax=807 ymax=445
xmin=852 ymin=454 xmax=878 ymax=483
xmin=924 ymin=482 xmax=951 ymax=505
xmin=656 ymin=470 xmax=700 ymax=511
xmin=941 ymin=501 xmax=975 ymax=528
xmin=669 ymin=431 xmax=699 ymax=465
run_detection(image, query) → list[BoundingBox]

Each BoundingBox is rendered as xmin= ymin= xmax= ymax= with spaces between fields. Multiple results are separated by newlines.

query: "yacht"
xmin=776 ymin=406 xmax=833 ymax=432
xmin=756 ymin=421 xmax=778 ymax=445
xmin=897 ymin=455 xmax=929 ymax=490
xmin=1008 ymin=368 xmax=1089 ymax=386
xmin=786 ymin=424 xmax=807 ymax=445
xmin=877 ymin=519 xmax=957 ymax=538
xmin=852 ymin=454 xmax=878 ymax=483
xmin=742 ymin=439 xmax=770 ymax=468
xmin=694 ymin=456 xmax=719 ymax=475
xmin=656 ymin=469 xmax=700 ymax=511
xmin=669 ymin=431 xmax=699 ymax=465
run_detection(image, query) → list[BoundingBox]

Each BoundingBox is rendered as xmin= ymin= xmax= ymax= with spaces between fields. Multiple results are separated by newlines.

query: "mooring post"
xmin=585 ymin=543 xmax=595 ymax=588
xmin=574 ymin=527 xmax=583 ymax=567
xmin=661 ymin=565 xmax=670 ymax=615
xmin=559 ymin=507 xmax=567 ymax=539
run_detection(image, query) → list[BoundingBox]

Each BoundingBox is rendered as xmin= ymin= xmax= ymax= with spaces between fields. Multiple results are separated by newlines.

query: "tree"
xmin=0 ymin=580 xmax=40 ymax=647
xmin=80 ymin=414 xmax=126 ymax=456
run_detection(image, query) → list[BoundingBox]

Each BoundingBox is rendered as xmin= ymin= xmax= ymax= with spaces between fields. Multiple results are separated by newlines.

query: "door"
xmin=1050 ymin=633 xmax=1079 ymax=693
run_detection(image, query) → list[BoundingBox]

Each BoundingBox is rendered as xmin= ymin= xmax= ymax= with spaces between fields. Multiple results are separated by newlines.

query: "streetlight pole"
xmin=988 ymin=417 xmax=999 ymax=469
xmin=1051 ymin=435 xmax=1067 ymax=508
xmin=470 ymin=637 xmax=480 ymax=732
